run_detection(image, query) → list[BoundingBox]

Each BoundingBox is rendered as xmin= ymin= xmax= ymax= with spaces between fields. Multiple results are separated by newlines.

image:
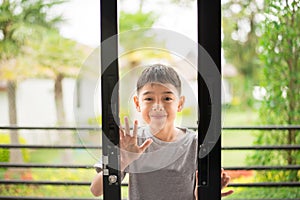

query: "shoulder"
xmin=175 ymin=127 xmax=198 ymax=150
xmin=93 ymin=162 xmax=102 ymax=173
xmin=178 ymin=127 xmax=198 ymax=141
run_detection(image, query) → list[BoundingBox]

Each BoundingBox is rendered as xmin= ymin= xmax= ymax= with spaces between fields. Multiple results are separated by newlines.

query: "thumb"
xmin=221 ymin=190 xmax=234 ymax=197
xmin=194 ymin=170 xmax=198 ymax=200
xmin=139 ymin=138 xmax=153 ymax=152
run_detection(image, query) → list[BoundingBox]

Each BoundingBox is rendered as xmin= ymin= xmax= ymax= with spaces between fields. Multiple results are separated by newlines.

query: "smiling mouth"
xmin=150 ymin=115 xmax=167 ymax=118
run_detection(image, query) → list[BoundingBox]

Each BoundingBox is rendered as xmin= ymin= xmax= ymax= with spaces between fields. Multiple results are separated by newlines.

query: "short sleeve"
xmin=94 ymin=161 xmax=102 ymax=173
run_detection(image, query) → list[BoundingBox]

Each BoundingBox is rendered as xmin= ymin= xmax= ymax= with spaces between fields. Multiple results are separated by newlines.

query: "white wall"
xmin=0 ymin=78 xmax=76 ymax=144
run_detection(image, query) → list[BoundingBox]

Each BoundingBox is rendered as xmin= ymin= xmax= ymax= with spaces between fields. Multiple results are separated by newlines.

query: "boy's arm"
xmin=90 ymin=171 xmax=103 ymax=197
xmin=90 ymin=167 xmax=127 ymax=197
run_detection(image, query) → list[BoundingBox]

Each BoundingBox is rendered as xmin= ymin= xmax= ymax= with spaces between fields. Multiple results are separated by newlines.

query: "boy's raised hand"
xmin=119 ymin=117 xmax=153 ymax=171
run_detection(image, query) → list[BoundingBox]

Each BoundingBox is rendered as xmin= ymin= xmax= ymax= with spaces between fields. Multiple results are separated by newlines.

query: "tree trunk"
xmin=7 ymin=80 xmax=23 ymax=164
xmin=286 ymin=54 xmax=298 ymax=181
xmin=54 ymin=74 xmax=73 ymax=164
xmin=55 ymin=74 xmax=66 ymax=125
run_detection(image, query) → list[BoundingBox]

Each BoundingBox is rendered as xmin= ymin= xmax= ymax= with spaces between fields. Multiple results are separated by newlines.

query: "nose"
xmin=152 ymin=104 xmax=164 ymax=111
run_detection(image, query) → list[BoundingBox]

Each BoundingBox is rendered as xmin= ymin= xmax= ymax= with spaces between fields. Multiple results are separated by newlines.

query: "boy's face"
xmin=134 ymin=83 xmax=185 ymax=133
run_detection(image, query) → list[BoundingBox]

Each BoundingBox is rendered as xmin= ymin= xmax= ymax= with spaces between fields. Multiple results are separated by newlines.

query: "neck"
xmin=150 ymin=124 xmax=178 ymax=142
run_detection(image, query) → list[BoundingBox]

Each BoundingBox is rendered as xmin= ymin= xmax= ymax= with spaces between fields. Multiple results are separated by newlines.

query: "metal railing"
xmin=0 ymin=126 xmax=299 ymax=200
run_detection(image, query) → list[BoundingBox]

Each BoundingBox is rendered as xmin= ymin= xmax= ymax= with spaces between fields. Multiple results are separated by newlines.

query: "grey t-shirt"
xmin=125 ymin=126 xmax=198 ymax=200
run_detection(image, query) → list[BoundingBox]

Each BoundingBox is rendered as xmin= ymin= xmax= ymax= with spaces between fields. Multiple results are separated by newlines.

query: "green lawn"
xmin=222 ymin=108 xmax=259 ymax=126
xmin=222 ymin=109 xmax=259 ymax=167
xmin=6 ymin=108 xmax=295 ymax=199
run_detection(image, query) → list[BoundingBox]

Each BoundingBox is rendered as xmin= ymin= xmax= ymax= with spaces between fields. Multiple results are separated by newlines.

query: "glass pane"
xmin=118 ymin=0 xmax=198 ymax=199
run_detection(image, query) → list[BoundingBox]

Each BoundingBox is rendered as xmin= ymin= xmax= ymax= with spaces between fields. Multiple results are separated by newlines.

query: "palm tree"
xmin=27 ymin=30 xmax=86 ymax=163
xmin=29 ymin=30 xmax=85 ymax=125
xmin=0 ymin=0 xmax=65 ymax=163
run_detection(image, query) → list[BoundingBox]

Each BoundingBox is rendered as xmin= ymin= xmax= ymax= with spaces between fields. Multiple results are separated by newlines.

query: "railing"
xmin=0 ymin=126 xmax=299 ymax=200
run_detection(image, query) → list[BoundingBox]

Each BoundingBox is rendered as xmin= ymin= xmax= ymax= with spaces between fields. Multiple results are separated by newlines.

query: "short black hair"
xmin=137 ymin=64 xmax=181 ymax=95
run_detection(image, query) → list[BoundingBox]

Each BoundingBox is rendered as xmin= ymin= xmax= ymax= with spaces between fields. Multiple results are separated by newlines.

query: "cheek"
xmin=140 ymin=106 xmax=150 ymax=117
xmin=166 ymin=104 xmax=179 ymax=116
xmin=140 ymin=103 xmax=150 ymax=111
xmin=165 ymin=103 xmax=177 ymax=110
xmin=141 ymin=110 xmax=151 ymax=123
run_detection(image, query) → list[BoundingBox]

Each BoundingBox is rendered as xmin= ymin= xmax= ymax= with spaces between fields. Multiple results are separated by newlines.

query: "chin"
xmin=149 ymin=122 xmax=167 ymax=134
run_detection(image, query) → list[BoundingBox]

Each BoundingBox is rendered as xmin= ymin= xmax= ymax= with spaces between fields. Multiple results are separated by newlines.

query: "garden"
xmin=0 ymin=0 xmax=299 ymax=199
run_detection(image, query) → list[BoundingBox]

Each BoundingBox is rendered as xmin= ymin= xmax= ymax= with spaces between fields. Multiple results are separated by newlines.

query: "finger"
xmin=139 ymin=138 xmax=153 ymax=152
xmin=221 ymin=168 xmax=225 ymax=177
xmin=221 ymin=173 xmax=229 ymax=182
xmin=194 ymin=170 xmax=198 ymax=200
xmin=119 ymin=128 xmax=124 ymax=140
xmin=119 ymin=124 xmax=125 ymax=138
xmin=222 ymin=172 xmax=230 ymax=181
xmin=221 ymin=176 xmax=231 ymax=189
xmin=222 ymin=172 xmax=227 ymax=180
xmin=124 ymin=117 xmax=130 ymax=136
xmin=225 ymin=176 xmax=231 ymax=185
xmin=133 ymin=120 xmax=138 ymax=138
xmin=221 ymin=190 xmax=234 ymax=197
xmin=221 ymin=169 xmax=229 ymax=181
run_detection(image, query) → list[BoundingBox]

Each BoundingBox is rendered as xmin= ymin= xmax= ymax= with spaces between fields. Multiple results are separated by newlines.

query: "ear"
xmin=133 ymin=96 xmax=141 ymax=112
xmin=177 ymin=96 xmax=185 ymax=112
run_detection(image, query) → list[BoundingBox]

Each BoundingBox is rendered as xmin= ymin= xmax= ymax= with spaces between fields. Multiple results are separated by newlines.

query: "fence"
xmin=0 ymin=126 xmax=299 ymax=200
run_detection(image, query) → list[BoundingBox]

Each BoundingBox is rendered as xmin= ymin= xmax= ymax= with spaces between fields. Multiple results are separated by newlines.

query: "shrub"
xmin=0 ymin=133 xmax=29 ymax=162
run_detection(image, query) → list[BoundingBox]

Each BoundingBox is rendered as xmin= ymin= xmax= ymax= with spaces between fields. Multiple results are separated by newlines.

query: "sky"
xmin=55 ymin=0 xmax=233 ymax=75
xmin=56 ymin=0 xmax=198 ymax=48
xmin=56 ymin=0 xmax=101 ymax=47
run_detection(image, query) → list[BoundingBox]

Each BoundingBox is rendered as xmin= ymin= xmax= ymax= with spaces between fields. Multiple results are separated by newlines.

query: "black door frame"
xmin=101 ymin=0 xmax=121 ymax=199
xmin=198 ymin=0 xmax=221 ymax=199
xmin=101 ymin=0 xmax=221 ymax=199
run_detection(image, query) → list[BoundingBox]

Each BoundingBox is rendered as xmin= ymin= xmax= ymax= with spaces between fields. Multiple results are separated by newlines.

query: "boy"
xmin=91 ymin=64 xmax=233 ymax=199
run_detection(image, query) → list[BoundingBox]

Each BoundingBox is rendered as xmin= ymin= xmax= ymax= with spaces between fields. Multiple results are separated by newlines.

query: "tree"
xmin=0 ymin=0 xmax=65 ymax=163
xmin=248 ymin=0 xmax=300 ymax=182
xmin=222 ymin=0 xmax=264 ymax=107
xmin=25 ymin=30 xmax=86 ymax=164
xmin=119 ymin=10 xmax=160 ymax=67
xmin=29 ymin=30 xmax=84 ymax=125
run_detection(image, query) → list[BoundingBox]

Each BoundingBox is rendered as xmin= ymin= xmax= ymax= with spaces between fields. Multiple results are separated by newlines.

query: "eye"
xmin=144 ymin=97 xmax=153 ymax=101
xmin=164 ymin=97 xmax=173 ymax=101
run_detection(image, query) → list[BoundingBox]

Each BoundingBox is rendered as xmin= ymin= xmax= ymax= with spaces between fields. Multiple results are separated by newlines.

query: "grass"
xmin=3 ymin=108 xmax=297 ymax=198
xmin=28 ymin=149 xmax=62 ymax=164
xmin=0 ymin=150 xmax=98 ymax=198
xmin=223 ymin=187 xmax=300 ymax=199
xmin=0 ymin=185 xmax=96 ymax=198
xmin=222 ymin=107 xmax=259 ymax=126
xmin=222 ymin=108 xmax=259 ymax=167
xmin=220 ymin=109 xmax=300 ymax=199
